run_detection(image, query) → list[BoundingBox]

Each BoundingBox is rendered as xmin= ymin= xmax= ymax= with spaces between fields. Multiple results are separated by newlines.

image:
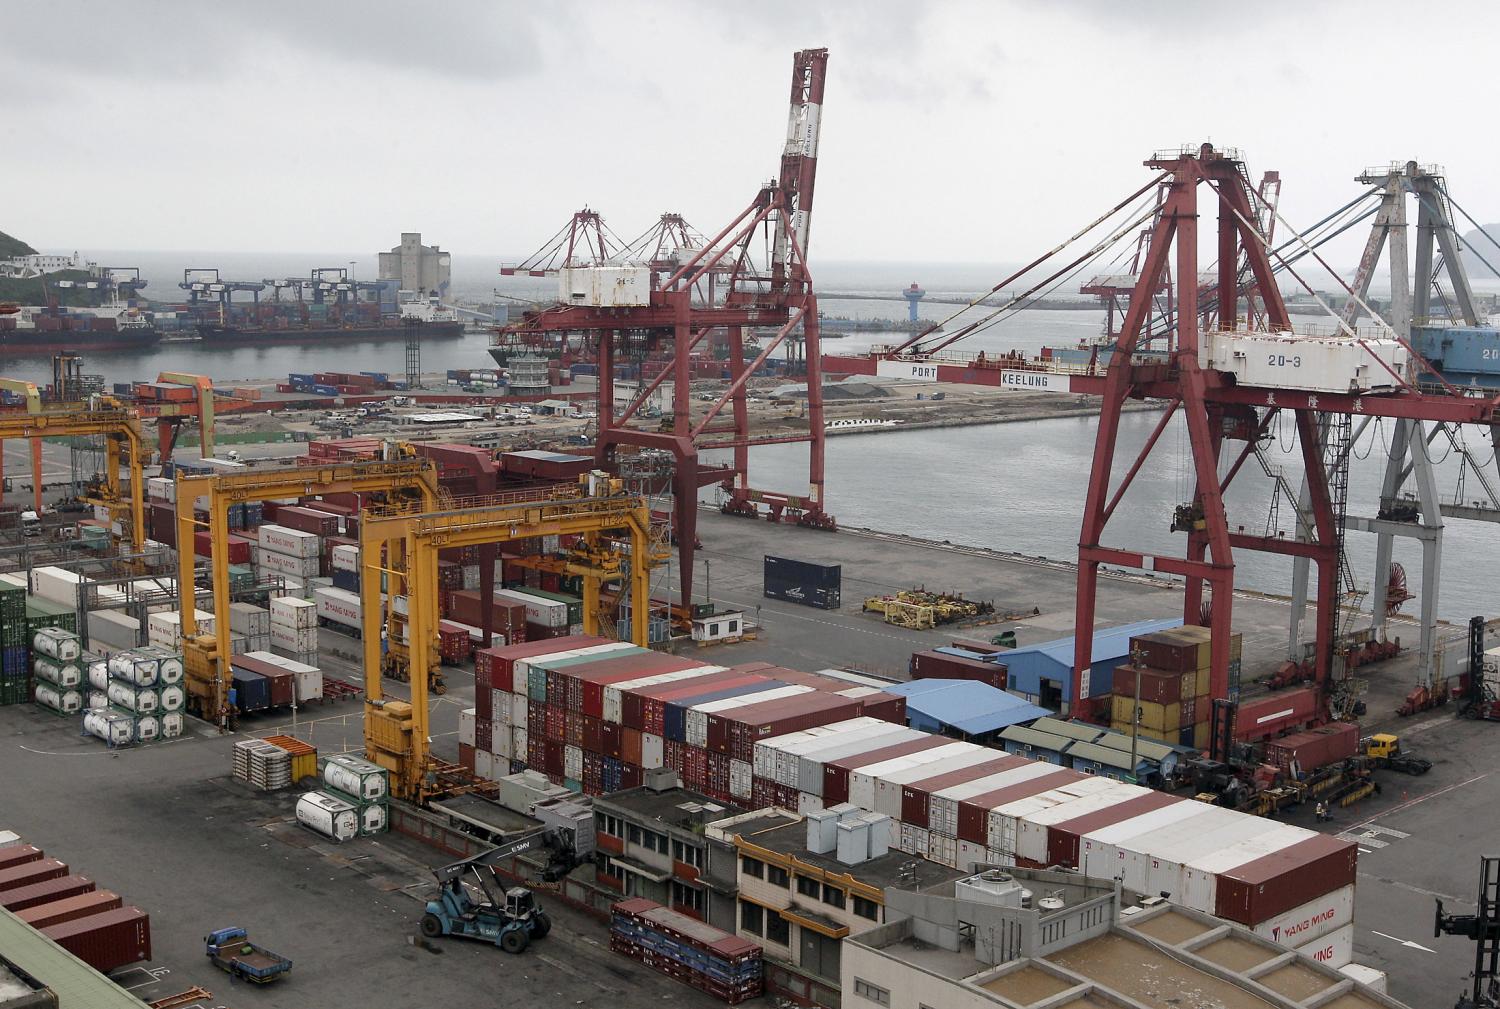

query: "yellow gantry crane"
xmin=359 ymin=481 xmax=654 ymax=800
xmin=174 ymin=457 xmax=441 ymax=725
xmin=0 ymin=380 xmax=147 ymax=550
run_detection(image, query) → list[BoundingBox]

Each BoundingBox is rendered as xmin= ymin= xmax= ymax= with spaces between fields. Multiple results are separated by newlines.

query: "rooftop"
xmin=882 ymin=678 xmax=1052 ymax=734
xmin=733 ymin=815 xmax=970 ymax=892
xmin=594 ymin=784 xmax=740 ymax=834
xmin=1003 ymin=618 xmax=1184 ymax=667
xmin=0 ymin=907 xmax=145 ymax=1009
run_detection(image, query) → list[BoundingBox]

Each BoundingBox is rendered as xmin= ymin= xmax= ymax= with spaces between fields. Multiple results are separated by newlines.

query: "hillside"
xmin=1460 ymin=225 xmax=1500 ymax=280
xmin=0 ymin=270 xmax=107 ymax=307
xmin=0 ymin=230 xmax=38 ymax=259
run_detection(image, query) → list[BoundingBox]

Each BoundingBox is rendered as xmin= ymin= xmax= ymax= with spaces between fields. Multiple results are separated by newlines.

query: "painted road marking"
xmin=1338 ymin=824 xmax=1409 ymax=849
xmin=1344 ymin=772 xmax=1491 ymax=833
xmin=1370 ymin=929 xmax=1435 ymax=953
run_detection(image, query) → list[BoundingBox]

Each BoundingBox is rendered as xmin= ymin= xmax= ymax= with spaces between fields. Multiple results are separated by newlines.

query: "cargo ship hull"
xmin=196 ymin=321 xmax=466 ymax=345
xmin=0 ymin=326 xmax=160 ymax=353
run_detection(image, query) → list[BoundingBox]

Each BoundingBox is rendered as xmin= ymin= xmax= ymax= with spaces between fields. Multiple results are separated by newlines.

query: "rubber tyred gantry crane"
xmin=495 ymin=48 xmax=833 ymax=610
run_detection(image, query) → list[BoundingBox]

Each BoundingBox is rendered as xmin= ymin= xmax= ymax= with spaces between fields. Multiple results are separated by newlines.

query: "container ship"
xmin=194 ymin=295 xmax=464 ymax=345
xmin=0 ymin=304 xmax=160 ymax=352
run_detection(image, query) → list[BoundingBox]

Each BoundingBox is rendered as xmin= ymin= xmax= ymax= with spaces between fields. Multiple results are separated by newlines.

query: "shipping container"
xmin=0 ymin=859 xmax=69 ymax=893
xmin=762 ymin=555 xmax=840 ymax=609
xmin=928 ymin=763 xmax=1059 ymax=841
xmin=1213 ymin=833 xmax=1358 ymax=927
xmin=900 ymin=755 xmax=1027 ymax=830
xmin=957 ymin=768 xmax=1083 ymax=846
xmin=822 ymin=735 xmax=950 ymax=805
xmin=1044 ymin=790 xmax=1181 ymax=868
xmin=15 ymin=889 xmax=123 ymax=929
xmin=909 ymin=648 xmax=1007 ymax=689
xmin=1264 ymin=722 xmax=1361 ymax=775
xmin=0 ymin=874 xmax=96 ymax=912
xmin=1251 ymin=883 xmax=1355 ymax=948
xmin=42 ymin=906 xmax=151 ymax=973
xmin=847 ymin=741 xmax=976 ymax=812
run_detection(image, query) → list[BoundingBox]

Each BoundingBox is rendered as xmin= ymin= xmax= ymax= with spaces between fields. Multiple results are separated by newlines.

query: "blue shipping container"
xmin=231 ymin=669 xmax=270 ymax=712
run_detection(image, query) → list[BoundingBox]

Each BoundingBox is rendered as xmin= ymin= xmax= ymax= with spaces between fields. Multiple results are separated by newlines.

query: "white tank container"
xmin=155 ymin=653 xmax=184 ymax=685
xmin=158 ymin=684 xmax=185 ymax=713
xmin=107 ymin=681 xmax=158 ymax=714
xmin=32 ymin=627 xmax=81 ymax=661
xmin=84 ymin=709 xmax=135 ymax=746
xmin=32 ymin=656 xmax=82 ymax=688
xmin=133 ymin=715 xmax=160 ymax=743
xmin=297 ymin=791 xmax=358 ymax=842
xmin=322 ymin=754 xmax=389 ymax=800
xmin=160 ymin=711 xmax=185 ymax=739
xmin=86 ymin=690 xmax=109 ymax=710
xmin=357 ymin=803 xmax=388 ymax=835
xmin=34 ymin=683 xmax=82 ymax=714
xmin=108 ymin=651 xmax=158 ymax=687
xmin=86 ymin=658 xmax=110 ymax=691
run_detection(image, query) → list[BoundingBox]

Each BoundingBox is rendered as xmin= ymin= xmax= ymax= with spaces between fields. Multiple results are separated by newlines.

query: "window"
xmin=599 ymin=813 xmax=623 ymax=838
xmin=767 ymin=865 xmax=790 ymax=888
xmin=628 ymin=824 xmax=642 ymax=845
xmin=639 ymin=830 xmax=667 ymax=853
xmin=853 ymin=978 xmax=890 ymax=1006
xmin=766 ymin=910 xmax=790 ymax=946
xmin=671 ymin=879 xmax=704 ymax=914
xmin=741 ymin=856 xmax=764 ymax=879
xmin=709 ymin=623 xmax=720 ymax=635
xmin=852 ymin=895 xmax=880 ymax=921
xmin=672 ymin=839 xmax=703 ymax=869
xmin=728 ymin=620 xmax=739 ymax=633
xmin=822 ymin=884 xmax=846 ymax=909
xmin=1081 ymin=765 xmax=1096 ymax=775
xmin=740 ymin=900 xmax=763 ymax=935
xmin=796 ymin=875 xmax=820 ymax=898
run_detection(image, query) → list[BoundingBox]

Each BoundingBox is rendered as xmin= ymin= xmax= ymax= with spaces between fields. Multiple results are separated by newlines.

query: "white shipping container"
xmin=1338 ymin=963 xmax=1387 ymax=994
xmin=874 ymin=749 xmax=996 ymax=820
xmin=955 ymin=839 xmax=989 ymax=873
xmin=897 ymin=823 xmax=930 ymax=857
xmin=927 ymin=832 xmax=958 ymax=868
xmin=557 ymin=265 xmax=652 ymax=308
xmin=511 ymin=692 xmax=528 ymax=730
xmin=685 ymin=686 xmax=813 ymax=749
xmin=496 ymin=588 xmax=569 ymax=628
xmin=331 ymin=544 xmax=360 ymax=573
xmin=257 ymin=524 xmax=321 ymax=559
xmin=459 ymin=708 xmax=476 ymax=747
xmin=86 ymin=609 xmax=140 ymax=650
xmin=1179 ymin=824 xmax=1312 ymax=914
xmin=1295 ymin=922 xmax=1353 ymax=969
xmin=258 ymin=547 xmax=321 ymax=579
xmin=270 ymin=596 xmax=318 ymax=630
xmin=1252 ymin=884 xmax=1354 ymax=948
xmin=929 ymin=763 xmax=1057 ymax=840
xmin=563 ymin=745 xmax=583 ymax=781
xmin=147 ymin=610 xmax=215 ymax=648
xmin=641 ymin=732 xmax=664 ymax=769
xmin=988 ymin=793 xmax=1065 ymax=853
xmin=295 ymin=668 xmax=323 ymax=703
xmin=475 ymin=750 xmax=495 ymax=781
xmin=493 ymin=728 xmax=513 ymax=761
xmin=1078 ymin=802 xmax=1211 ymax=880
xmin=762 ymin=719 xmax=887 ymax=787
xmin=297 ymin=791 xmax=358 ymax=842
xmin=314 ymin=587 xmax=363 ymax=630
xmin=798 ymin=727 xmax=927 ymax=799
xmin=1124 ymin=813 xmax=1269 ymax=898
xmin=512 ymin=642 xmax=636 ymax=683
xmin=147 ymin=476 xmax=175 ymax=502
xmin=1014 ymin=783 xmax=1147 ymax=864
xmin=601 ymin=667 xmax=721 ymax=724
xmin=513 ymin=727 xmax=527 ymax=761
xmin=848 ymin=742 xmax=974 ymax=814
xmin=729 ymin=759 xmax=754 ymax=799
xmin=493 ymin=689 xmax=510 ymax=727
xmin=270 ymin=621 xmax=318 ymax=655
xmin=227 ymin=602 xmax=271 ymax=636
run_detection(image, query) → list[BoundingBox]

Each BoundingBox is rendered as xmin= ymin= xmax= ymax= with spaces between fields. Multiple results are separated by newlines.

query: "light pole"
xmin=1129 ymin=645 xmax=1143 ymax=784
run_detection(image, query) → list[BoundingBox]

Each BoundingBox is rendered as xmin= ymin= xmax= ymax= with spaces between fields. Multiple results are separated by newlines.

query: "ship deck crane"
xmin=494 ymin=48 xmax=833 ymax=612
xmin=358 ymin=484 xmax=653 ymax=800
xmin=175 ymin=457 xmax=442 ymax=726
xmin=0 ymin=388 xmax=147 ymax=550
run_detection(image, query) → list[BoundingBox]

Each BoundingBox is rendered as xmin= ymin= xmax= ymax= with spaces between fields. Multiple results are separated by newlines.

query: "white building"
xmin=0 ymin=252 xmax=95 ymax=279
xmin=377 ymin=233 xmax=451 ymax=297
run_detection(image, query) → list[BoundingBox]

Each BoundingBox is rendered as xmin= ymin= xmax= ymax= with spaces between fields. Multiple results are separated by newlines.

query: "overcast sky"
xmin=6 ymin=0 xmax=1500 ymax=270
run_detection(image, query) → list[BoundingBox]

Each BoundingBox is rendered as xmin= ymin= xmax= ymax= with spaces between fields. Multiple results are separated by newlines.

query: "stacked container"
xmin=610 ymin=898 xmax=762 ymax=1005
xmin=257 ymin=524 xmax=322 ymax=598
xmin=146 ymin=610 xmax=215 ymax=650
xmin=31 ymin=627 xmax=83 ymax=715
xmin=0 ymin=579 xmax=29 ymax=705
xmin=312 ymin=586 xmax=362 ymax=637
xmin=1111 ymin=625 xmax=1242 ymax=748
xmin=318 ymin=754 xmax=390 ymax=835
xmin=80 ymin=647 xmax=184 ymax=744
xmin=228 ymin=602 xmax=273 ymax=655
xmin=269 ymin=596 xmax=318 ymax=666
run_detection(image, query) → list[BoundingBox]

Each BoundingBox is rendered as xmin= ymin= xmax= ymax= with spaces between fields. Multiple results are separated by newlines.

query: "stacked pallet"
xmin=233 ymin=739 xmax=292 ymax=790
xmin=1110 ymin=625 xmax=1242 ymax=748
xmin=610 ymin=898 xmax=762 ymax=1005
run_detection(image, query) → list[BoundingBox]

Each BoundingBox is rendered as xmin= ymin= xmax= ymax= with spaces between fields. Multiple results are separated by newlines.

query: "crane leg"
xmin=31 ymin=438 xmax=42 ymax=514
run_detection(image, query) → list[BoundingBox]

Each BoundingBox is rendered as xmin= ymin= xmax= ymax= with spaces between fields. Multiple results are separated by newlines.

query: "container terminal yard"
xmin=5 ymin=33 xmax=1500 ymax=1009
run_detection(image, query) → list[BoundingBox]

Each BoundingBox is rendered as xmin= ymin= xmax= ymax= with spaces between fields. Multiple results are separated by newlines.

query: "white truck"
xmin=20 ymin=510 xmax=42 ymax=537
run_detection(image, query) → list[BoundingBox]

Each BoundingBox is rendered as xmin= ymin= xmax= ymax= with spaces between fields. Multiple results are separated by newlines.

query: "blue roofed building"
xmin=998 ymin=618 xmax=1184 ymax=710
xmin=882 ymin=678 xmax=1051 ymax=744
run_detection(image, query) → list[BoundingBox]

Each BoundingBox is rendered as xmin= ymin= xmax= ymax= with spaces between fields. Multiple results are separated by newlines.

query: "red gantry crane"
xmin=494 ymin=48 xmax=833 ymax=611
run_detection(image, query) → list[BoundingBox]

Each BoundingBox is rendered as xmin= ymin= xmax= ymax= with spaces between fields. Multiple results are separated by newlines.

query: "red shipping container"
xmin=855 ymin=691 xmax=907 ymax=725
xmin=0 ymin=876 xmax=95 ymax=912
xmin=475 ymin=681 xmax=492 ymax=721
xmin=956 ymin=769 xmax=1082 ymax=846
xmin=621 ymin=727 xmax=643 ymax=766
xmin=899 ymin=756 xmax=1022 ymax=829
xmin=0 ymin=846 xmax=43 ymax=873
xmin=583 ymin=715 xmax=604 ymax=754
xmin=16 ymin=890 xmax=123 ymax=929
xmin=475 ymin=717 xmax=493 ymax=753
xmin=601 ymin=722 xmax=623 ymax=760
xmin=909 ymin=650 xmax=1007 ymax=690
xmin=1045 ymin=791 xmax=1181 ymax=868
xmin=192 ymin=530 xmax=253 ymax=564
xmin=1234 ymin=687 xmax=1320 ymax=741
xmin=1111 ymin=665 xmax=1193 ymax=705
xmin=664 ymin=739 xmax=685 ymax=773
xmin=823 ymin=736 xmax=949 ymax=805
xmin=1264 ymin=722 xmax=1361 ymax=774
xmin=0 ymin=859 xmax=68 ymax=893
xmin=272 ymin=505 xmax=339 ymax=537
xmin=719 ymin=695 xmax=861 ymax=760
xmin=1215 ymin=834 xmax=1358 ymax=926
xmin=480 ymin=636 xmax=610 ymax=684
xmin=459 ymin=742 xmax=476 ymax=772
xmin=621 ymin=763 xmax=642 ymax=790
xmin=43 ymin=907 xmax=151 ymax=974
xmin=1132 ymin=631 xmax=1199 ymax=673
xmin=544 ymin=740 xmax=564 ymax=776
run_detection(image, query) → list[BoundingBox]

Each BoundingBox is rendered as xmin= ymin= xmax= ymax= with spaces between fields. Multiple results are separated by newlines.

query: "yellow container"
xmin=1195 ymin=668 xmax=1210 ymax=696
xmin=1110 ymin=695 xmax=1182 ymax=733
xmin=1193 ymin=721 xmax=1210 ymax=749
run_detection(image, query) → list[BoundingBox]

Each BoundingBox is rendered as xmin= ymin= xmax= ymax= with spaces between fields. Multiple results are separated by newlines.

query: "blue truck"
xmin=205 ymin=927 xmax=292 ymax=983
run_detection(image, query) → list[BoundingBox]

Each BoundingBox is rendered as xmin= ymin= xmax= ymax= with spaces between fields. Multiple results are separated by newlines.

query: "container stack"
xmin=498 ymin=587 xmax=583 ymax=640
xmin=31 ymin=628 xmax=83 ymax=716
xmin=1109 ymin=625 xmax=1242 ymax=748
xmin=228 ymin=602 xmax=272 ymax=654
xmin=80 ymin=647 xmax=187 ymax=744
xmin=257 ymin=524 xmax=322 ymax=599
xmin=0 ymin=580 xmax=27 ymax=705
xmin=318 ymin=753 xmax=390 ymax=835
xmin=232 ymin=739 xmax=293 ymax=790
xmin=312 ymin=586 xmax=362 ymax=637
xmin=330 ymin=543 xmax=360 ymax=593
xmin=269 ymin=596 xmax=318 ymax=666
xmin=146 ymin=609 xmax=215 ymax=651
xmin=477 ymin=635 xmax=906 ymax=801
xmin=609 ymin=898 xmax=763 ymax=1005
xmin=233 ymin=650 xmax=323 ymax=709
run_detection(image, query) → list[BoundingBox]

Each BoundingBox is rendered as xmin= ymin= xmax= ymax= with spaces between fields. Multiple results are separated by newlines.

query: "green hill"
xmin=0 ymin=230 xmax=38 ymax=258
